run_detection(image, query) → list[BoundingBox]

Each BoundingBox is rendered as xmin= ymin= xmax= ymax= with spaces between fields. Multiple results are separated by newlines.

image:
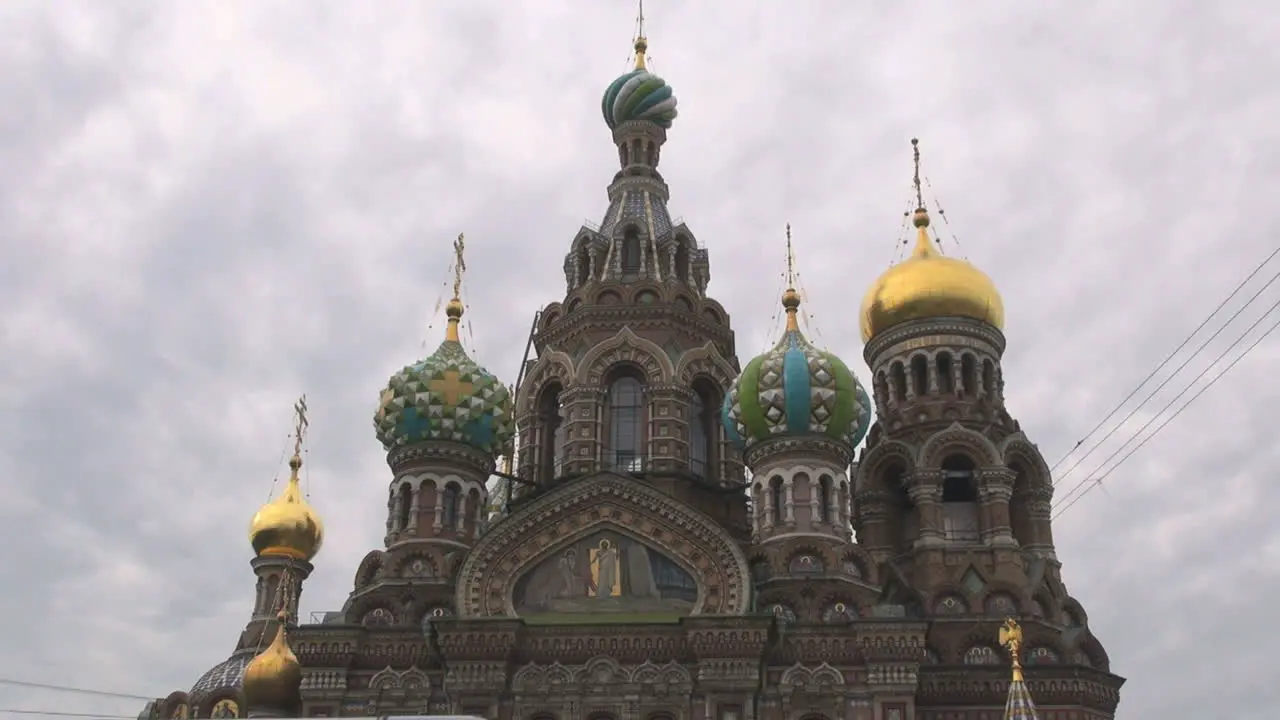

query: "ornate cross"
xmin=292 ymin=394 xmax=309 ymax=457
xmin=452 ymin=233 xmax=466 ymax=302
xmin=429 ymin=370 xmax=475 ymax=408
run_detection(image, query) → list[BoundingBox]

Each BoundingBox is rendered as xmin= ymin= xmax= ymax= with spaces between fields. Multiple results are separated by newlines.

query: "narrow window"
xmin=607 ymin=375 xmax=645 ymax=471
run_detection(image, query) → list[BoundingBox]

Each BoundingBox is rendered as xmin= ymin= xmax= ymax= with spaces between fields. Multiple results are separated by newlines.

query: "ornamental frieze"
xmin=511 ymin=657 xmax=694 ymax=695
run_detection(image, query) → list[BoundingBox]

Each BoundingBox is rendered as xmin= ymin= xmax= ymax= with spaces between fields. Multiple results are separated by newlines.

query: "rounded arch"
xmin=673 ymin=294 xmax=695 ymax=312
xmin=1076 ymin=631 xmax=1112 ymax=671
xmin=353 ymin=550 xmax=386 ymax=589
xmin=577 ymin=326 xmax=676 ymax=385
xmin=917 ymin=422 xmax=1002 ymax=468
xmin=700 ymin=298 xmax=728 ymax=323
xmin=856 ymin=439 xmax=917 ymax=491
xmin=567 ymin=297 xmax=582 ymax=313
xmin=516 ymin=351 xmax=574 ymax=414
xmin=456 ymin=474 xmax=752 ymax=617
xmin=594 ymin=288 xmax=624 ymax=305
xmin=674 ymin=340 xmax=738 ymax=388
xmin=1061 ymin=596 xmax=1090 ymax=627
xmin=541 ymin=310 xmax=560 ymax=329
xmin=1000 ymin=433 xmax=1054 ymax=488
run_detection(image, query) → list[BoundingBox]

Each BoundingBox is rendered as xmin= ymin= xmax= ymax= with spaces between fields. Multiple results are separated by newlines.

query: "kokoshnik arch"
xmin=142 ymin=25 xmax=1123 ymax=720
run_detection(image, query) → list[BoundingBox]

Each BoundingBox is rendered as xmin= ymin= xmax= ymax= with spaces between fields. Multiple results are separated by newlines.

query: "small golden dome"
xmin=248 ymin=454 xmax=324 ymax=561
xmin=241 ymin=611 xmax=302 ymax=711
xmin=859 ymin=208 xmax=1005 ymax=342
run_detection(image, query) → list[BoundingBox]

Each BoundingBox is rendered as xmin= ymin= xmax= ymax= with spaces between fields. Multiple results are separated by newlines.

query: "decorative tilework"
xmin=601 ymin=69 xmax=678 ymax=130
xmin=189 ymin=654 xmax=250 ymax=696
xmin=373 ymin=339 xmax=514 ymax=456
xmin=722 ymin=328 xmax=871 ymax=453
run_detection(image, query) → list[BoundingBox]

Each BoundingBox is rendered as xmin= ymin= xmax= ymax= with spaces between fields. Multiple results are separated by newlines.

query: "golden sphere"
xmin=248 ymin=458 xmax=324 ymax=561
xmin=859 ymin=228 xmax=1004 ymax=342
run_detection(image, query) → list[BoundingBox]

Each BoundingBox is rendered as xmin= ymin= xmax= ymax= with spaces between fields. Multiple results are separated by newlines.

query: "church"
xmin=142 ymin=28 xmax=1123 ymax=720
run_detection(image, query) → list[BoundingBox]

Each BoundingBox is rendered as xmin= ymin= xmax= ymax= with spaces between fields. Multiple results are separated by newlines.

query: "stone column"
xmin=763 ymin=485 xmax=775 ymax=530
xmin=560 ymin=386 xmax=604 ymax=476
xmin=978 ymin=467 xmax=1017 ymax=548
xmin=391 ymin=490 xmax=405 ymax=534
xmin=907 ymin=470 xmax=944 ymax=548
xmin=408 ymin=483 xmax=421 ymax=532
xmin=807 ymin=475 xmax=820 ymax=524
xmin=783 ymin=477 xmax=796 ymax=524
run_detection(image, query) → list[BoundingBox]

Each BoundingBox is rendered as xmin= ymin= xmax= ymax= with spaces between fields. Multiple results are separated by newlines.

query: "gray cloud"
xmin=2 ymin=1 xmax=1278 ymax=718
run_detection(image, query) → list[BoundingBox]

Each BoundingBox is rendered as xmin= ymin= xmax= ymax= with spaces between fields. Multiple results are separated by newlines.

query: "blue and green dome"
xmin=601 ymin=39 xmax=678 ymax=130
xmin=374 ymin=303 xmax=514 ymax=456
xmin=723 ymin=293 xmax=872 ymax=453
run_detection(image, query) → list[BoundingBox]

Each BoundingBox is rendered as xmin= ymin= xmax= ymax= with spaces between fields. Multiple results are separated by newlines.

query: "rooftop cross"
xmin=291 ymin=395 xmax=308 ymax=459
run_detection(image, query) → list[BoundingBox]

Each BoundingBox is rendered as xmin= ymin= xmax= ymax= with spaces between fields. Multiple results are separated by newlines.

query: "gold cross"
xmin=429 ymin=370 xmax=474 ymax=407
xmin=292 ymin=394 xmax=309 ymax=456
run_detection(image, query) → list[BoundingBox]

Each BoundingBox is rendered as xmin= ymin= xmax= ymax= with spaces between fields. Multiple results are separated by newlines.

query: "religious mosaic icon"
xmin=512 ymin=531 xmax=697 ymax=621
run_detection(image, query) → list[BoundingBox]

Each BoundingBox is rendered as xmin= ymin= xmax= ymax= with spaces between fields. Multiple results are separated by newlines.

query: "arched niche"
xmin=455 ymin=474 xmax=752 ymax=617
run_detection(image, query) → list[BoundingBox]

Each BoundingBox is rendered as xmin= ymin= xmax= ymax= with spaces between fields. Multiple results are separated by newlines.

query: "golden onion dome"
xmin=241 ymin=611 xmax=302 ymax=712
xmin=248 ymin=454 xmax=324 ymax=561
xmin=859 ymin=208 xmax=1005 ymax=342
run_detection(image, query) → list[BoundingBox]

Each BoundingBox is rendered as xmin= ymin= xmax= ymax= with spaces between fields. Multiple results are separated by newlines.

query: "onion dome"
xmin=723 ymin=288 xmax=872 ymax=453
xmin=373 ymin=298 xmax=514 ymax=456
xmin=601 ymin=37 xmax=678 ymax=130
xmin=241 ymin=612 xmax=302 ymax=714
xmin=249 ymin=453 xmax=323 ymax=562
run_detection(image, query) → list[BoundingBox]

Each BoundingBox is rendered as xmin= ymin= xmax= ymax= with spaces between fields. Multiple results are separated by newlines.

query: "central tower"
xmin=512 ymin=30 xmax=745 ymax=533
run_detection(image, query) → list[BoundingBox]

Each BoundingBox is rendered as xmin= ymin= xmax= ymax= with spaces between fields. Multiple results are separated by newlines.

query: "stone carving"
xmin=511 ymin=657 xmax=693 ymax=694
xmin=779 ymin=661 xmax=845 ymax=689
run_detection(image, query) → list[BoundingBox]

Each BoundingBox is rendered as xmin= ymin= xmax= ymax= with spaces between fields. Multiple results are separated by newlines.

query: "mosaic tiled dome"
xmin=723 ymin=292 xmax=872 ymax=453
xmin=373 ymin=303 xmax=514 ymax=456
xmin=601 ymin=39 xmax=678 ymax=130
xmin=190 ymin=653 xmax=250 ymax=697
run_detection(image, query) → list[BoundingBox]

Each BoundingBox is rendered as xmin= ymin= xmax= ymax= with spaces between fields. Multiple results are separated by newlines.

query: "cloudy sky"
xmin=2 ymin=1 xmax=1278 ymax=718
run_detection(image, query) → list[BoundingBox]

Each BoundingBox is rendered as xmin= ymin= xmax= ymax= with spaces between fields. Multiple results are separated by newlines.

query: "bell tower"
xmin=853 ymin=140 xmax=1110 ymax=680
xmin=511 ymin=28 xmax=746 ymax=535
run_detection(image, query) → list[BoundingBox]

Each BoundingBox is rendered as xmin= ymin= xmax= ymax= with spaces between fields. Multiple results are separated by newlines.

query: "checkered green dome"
xmin=373 ymin=335 xmax=514 ymax=456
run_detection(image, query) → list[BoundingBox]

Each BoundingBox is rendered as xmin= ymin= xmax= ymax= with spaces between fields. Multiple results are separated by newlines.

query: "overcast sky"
xmin=2 ymin=2 xmax=1278 ymax=719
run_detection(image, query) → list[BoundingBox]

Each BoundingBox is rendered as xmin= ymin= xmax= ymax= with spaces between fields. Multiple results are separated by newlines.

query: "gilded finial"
xmin=781 ymin=223 xmax=801 ymax=330
xmin=999 ymin=617 xmax=1025 ymax=682
xmin=633 ymin=0 xmax=648 ymax=70
xmin=290 ymin=395 xmax=308 ymax=466
xmin=909 ymin=139 xmax=934 ymax=256
xmin=445 ymin=233 xmax=466 ymax=343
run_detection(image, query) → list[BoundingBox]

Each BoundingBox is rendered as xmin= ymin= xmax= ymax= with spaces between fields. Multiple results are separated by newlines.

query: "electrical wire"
xmin=0 ymin=707 xmax=138 ymax=712
xmin=1052 ymin=304 xmax=1280 ymax=518
xmin=0 ymin=679 xmax=151 ymax=702
xmin=1052 ymin=267 xmax=1280 ymax=489
xmin=1048 ymin=245 xmax=1280 ymax=478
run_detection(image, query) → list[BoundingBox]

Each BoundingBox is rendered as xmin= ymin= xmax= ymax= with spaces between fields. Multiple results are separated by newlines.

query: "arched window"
xmin=982 ymin=359 xmax=996 ymax=399
xmin=936 ymin=352 xmax=954 ymax=394
xmin=882 ymin=464 xmax=915 ymax=553
xmin=819 ymin=474 xmax=833 ymax=523
xmin=689 ymin=381 xmax=718 ymax=479
xmin=621 ymin=229 xmax=642 ymax=275
xmin=441 ymin=483 xmax=460 ymax=530
xmin=674 ymin=238 xmax=690 ymax=282
xmin=537 ymin=383 xmax=565 ymax=482
xmin=607 ymin=375 xmax=645 ymax=471
xmin=960 ymin=354 xmax=978 ymax=396
xmin=891 ymin=362 xmax=908 ymax=402
xmin=941 ymin=454 xmax=980 ymax=542
xmin=769 ymin=475 xmax=784 ymax=524
xmin=396 ymin=483 xmax=412 ymax=532
xmin=576 ymin=246 xmax=591 ymax=286
xmin=911 ymin=355 xmax=929 ymax=396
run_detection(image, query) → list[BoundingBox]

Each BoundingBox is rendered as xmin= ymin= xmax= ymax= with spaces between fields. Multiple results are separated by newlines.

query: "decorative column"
xmin=907 ymin=470 xmax=945 ymax=548
xmin=807 ymin=475 xmax=820 ymax=524
xmin=763 ymin=486 xmax=775 ymax=530
xmin=561 ymin=386 xmax=604 ymax=476
xmin=978 ymin=467 xmax=1017 ymax=548
xmin=783 ymin=478 xmax=796 ymax=524
xmin=408 ymin=483 xmax=421 ymax=533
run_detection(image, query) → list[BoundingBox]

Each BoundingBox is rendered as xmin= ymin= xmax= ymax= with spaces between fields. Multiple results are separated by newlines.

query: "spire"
xmin=999 ymin=618 xmax=1041 ymax=719
xmin=249 ymin=395 xmax=324 ymax=561
xmin=445 ymin=233 xmax=466 ymax=343
xmin=910 ymin=137 xmax=936 ymax=258
xmin=633 ymin=0 xmax=648 ymax=70
xmin=782 ymin=223 xmax=801 ymax=331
